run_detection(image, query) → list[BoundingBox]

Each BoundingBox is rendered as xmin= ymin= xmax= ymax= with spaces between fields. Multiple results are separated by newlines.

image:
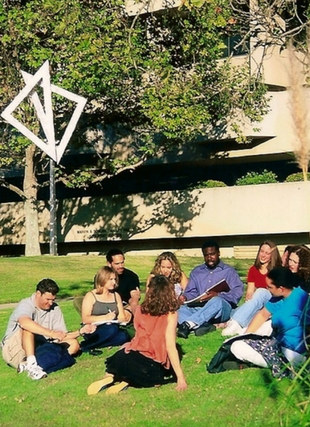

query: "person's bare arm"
xmin=146 ymin=274 xmax=154 ymax=290
xmin=129 ymin=287 xmax=140 ymax=315
xmin=180 ymin=272 xmax=189 ymax=290
xmin=165 ymin=312 xmax=187 ymax=391
xmin=245 ymin=307 xmax=271 ymax=333
xmin=18 ymin=316 xmax=66 ymax=341
xmin=245 ymin=282 xmax=255 ymax=301
xmin=115 ymin=293 xmax=127 ymax=322
xmin=64 ymin=324 xmax=96 ymax=340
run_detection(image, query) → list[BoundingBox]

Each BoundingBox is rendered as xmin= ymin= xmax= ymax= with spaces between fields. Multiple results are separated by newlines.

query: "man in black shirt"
xmin=106 ymin=249 xmax=140 ymax=321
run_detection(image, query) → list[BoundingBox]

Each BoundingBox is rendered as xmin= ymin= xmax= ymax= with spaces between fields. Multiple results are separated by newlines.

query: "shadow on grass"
xmin=57 ymin=281 xmax=93 ymax=298
xmin=260 ymin=369 xmax=282 ymax=399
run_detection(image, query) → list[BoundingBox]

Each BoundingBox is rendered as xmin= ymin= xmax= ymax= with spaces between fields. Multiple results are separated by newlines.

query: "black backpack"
xmin=207 ymin=334 xmax=261 ymax=373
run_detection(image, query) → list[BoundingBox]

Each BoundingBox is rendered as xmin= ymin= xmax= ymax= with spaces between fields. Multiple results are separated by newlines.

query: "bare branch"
xmin=0 ymin=178 xmax=25 ymax=199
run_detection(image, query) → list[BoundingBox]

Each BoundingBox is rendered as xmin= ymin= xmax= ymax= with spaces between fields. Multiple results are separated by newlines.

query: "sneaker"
xmin=17 ymin=361 xmax=27 ymax=374
xmin=27 ymin=363 xmax=47 ymax=380
xmin=194 ymin=322 xmax=216 ymax=336
xmin=222 ymin=319 xmax=244 ymax=337
xmin=105 ymin=381 xmax=128 ymax=395
xmin=177 ymin=322 xmax=191 ymax=339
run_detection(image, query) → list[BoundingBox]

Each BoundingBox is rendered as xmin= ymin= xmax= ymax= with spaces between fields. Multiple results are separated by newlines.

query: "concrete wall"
xmin=1 ymin=182 xmax=309 ymax=256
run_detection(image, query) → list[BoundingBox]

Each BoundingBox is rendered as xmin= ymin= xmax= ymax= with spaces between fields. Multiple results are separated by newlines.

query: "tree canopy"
xmin=2 ymin=0 xmax=307 ymax=253
xmin=0 ymin=0 xmax=270 ymax=182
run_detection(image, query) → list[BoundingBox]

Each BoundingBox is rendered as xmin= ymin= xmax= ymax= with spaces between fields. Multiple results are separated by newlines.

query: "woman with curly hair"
xmin=146 ymin=251 xmax=188 ymax=297
xmin=222 ymin=240 xmax=282 ymax=336
xmin=286 ymin=245 xmax=310 ymax=291
xmin=87 ymin=275 xmax=187 ymax=395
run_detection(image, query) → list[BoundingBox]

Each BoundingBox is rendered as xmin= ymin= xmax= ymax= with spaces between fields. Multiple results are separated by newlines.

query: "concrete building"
xmin=0 ymin=1 xmax=309 ymax=256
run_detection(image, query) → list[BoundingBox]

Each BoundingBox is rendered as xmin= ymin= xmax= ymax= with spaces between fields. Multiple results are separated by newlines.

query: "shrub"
xmin=194 ymin=179 xmax=227 ymax=188
xmin=285 ymin=172 xmax=310 ymax=182
xmin=235 ymin=170 xmax=278 ymax=186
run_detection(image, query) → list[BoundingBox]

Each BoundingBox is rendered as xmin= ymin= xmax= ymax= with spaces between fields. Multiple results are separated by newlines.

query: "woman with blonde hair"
xmin=80 ymin=266 xmax=130 ymax=353
xmin=87 ymin=275 xmax=187 ymax=395
xmin=146 ymin=251 xmax=188 ymax=297
xmin=222 ymin=240 xmax=282 ymax=336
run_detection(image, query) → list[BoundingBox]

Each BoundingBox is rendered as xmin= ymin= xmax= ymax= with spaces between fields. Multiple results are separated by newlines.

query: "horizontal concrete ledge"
xmin=1 ymin=232 xmax=309 ymax=258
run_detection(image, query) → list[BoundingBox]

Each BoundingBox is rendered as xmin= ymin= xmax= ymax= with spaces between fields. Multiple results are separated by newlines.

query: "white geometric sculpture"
xmin=1 ymin=60 xmax=87 ymax=163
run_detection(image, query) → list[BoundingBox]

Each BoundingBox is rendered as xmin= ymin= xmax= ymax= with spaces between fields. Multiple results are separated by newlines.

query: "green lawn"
xmin=0 ymin=255 xmax=304 ymax=427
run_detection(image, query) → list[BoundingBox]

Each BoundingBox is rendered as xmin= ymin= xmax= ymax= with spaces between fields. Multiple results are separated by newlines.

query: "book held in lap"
xmin=184 ymin=279 xmax=230 ymax=307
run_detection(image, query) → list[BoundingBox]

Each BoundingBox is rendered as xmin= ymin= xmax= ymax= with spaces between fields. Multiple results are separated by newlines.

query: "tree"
xmin=229 ymin=0 xmax=310 ymax=179
xmin=0 ymin=0 xmax=271 ymax=255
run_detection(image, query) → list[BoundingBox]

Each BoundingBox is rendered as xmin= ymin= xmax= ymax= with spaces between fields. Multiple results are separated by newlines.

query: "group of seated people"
xmin=1 ymin=241 xmax=310 ymax=394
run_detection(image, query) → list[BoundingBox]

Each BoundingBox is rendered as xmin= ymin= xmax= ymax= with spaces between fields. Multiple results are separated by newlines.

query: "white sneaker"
xmin=17 ymin=361 xmax=28 ymax=374
xmin=27 ymin=363 xmax=47 ymax=380
xmin=222 ymin=319 xmax=244 ymax=337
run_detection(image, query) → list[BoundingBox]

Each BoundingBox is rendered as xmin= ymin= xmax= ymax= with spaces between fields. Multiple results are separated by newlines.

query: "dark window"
xmin=222 ymin=34 xmax=249 ymax=57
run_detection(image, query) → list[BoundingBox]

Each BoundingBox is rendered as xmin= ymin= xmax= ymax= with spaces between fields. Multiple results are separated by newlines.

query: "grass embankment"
xmin=0 ymin=255 xmax=299 ymax=427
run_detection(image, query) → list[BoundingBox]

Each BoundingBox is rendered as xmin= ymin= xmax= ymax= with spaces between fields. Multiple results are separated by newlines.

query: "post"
xmin=49 ymin=158 xmax=57 ymax=255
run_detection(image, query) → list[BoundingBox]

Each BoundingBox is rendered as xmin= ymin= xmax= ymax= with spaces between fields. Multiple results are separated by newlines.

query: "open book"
xmin=92 ymin=320 xmax=128 ymax=326
xmin=184 ymin=279 xmax=230 ymax=307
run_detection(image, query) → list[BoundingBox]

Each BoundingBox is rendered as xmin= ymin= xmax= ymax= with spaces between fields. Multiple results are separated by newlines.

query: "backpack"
xmin=207 ymin=334 xmax=261 ymax=373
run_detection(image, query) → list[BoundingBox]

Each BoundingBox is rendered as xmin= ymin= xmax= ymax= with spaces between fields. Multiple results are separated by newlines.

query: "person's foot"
xmin=214 ymin=322 xmax=228 ymax=329
xmin=177 ymin=322 xmax=191 ymax=339
xmin=194 ymin=322 xmax=216 ymax=336
xmin=87 ymin=376 xmax=114 ymax=395
xmin=27 ymin=363 xmax=47 ymax=380
xmin=222 ymin=319 xmax=243 ymax=337
xmin=17 ymin=361 xmax=28 ymax=374
xmin=106 ymin=381 xmax=129 ymax=395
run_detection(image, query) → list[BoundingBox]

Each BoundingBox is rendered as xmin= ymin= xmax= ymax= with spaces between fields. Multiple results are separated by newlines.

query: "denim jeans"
xmin=80 ymin=323 xmax=130 ymax=352
xmin=232 ymin=288 xmax=271 ymax=327
xmin=178 ymin=296 xmax=232 ymax=327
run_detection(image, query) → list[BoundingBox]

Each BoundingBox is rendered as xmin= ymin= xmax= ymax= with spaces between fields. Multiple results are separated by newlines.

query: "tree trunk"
xmin=23 ymin=144 xmax=41 ymax=256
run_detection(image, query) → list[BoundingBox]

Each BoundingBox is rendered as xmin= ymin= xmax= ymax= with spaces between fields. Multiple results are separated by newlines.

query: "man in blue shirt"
xmin=177 ymin=240 xmax=244 ymax=338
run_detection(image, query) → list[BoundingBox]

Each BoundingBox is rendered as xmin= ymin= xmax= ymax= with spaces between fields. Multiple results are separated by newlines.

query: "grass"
xmin=0 ymin=255 xmax=249 ymax=304
xmin=0 ymin=255 xmax=303 ymax=427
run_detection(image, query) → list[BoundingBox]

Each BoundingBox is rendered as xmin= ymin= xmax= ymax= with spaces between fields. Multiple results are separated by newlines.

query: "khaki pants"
xmin=2 ymin=329 xmax=26 ymax=369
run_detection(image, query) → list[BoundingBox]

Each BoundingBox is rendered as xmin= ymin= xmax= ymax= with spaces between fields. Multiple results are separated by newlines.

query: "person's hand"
xmin=245 ymin=291 xmax=254 ymax=301
xmin=51 ymin=330 xmax=67 ymax=342
xmin=175 ymin=375 xmax=188 ymax=391
xmin=199 ymin=290 xmax=218 ymax=302
xmin=106 ymin=311 xmax=116 ymax=321
xmin=131 ymin=287 xmax=140 ymax=299
xmin=81 ymin=324 xmax=96 ymax=335
xmin=178 ymin=294 xmax=187 ymax=305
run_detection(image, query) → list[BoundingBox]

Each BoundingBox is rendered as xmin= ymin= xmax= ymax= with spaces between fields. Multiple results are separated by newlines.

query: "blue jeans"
xmin=80 ymin=324 xmax=130 ymax=352
xmin=178 ymin=297 xmax=232 ymax=327
xmin=232 ymin=288 xmax=271 ymax=327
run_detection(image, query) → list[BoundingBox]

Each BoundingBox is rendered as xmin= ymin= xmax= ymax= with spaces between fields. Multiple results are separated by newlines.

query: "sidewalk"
xmin=0 ymin=297 xmax=74 ymax=311
xmin=0 ymin=303 xmax=18 ymax=311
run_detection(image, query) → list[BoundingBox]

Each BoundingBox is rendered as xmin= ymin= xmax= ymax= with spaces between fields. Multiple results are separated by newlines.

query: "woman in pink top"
xmin=222 ymin=240 xmax=282 ymax=336
xmin=87 ymin=275 xmax=187 ymax=395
